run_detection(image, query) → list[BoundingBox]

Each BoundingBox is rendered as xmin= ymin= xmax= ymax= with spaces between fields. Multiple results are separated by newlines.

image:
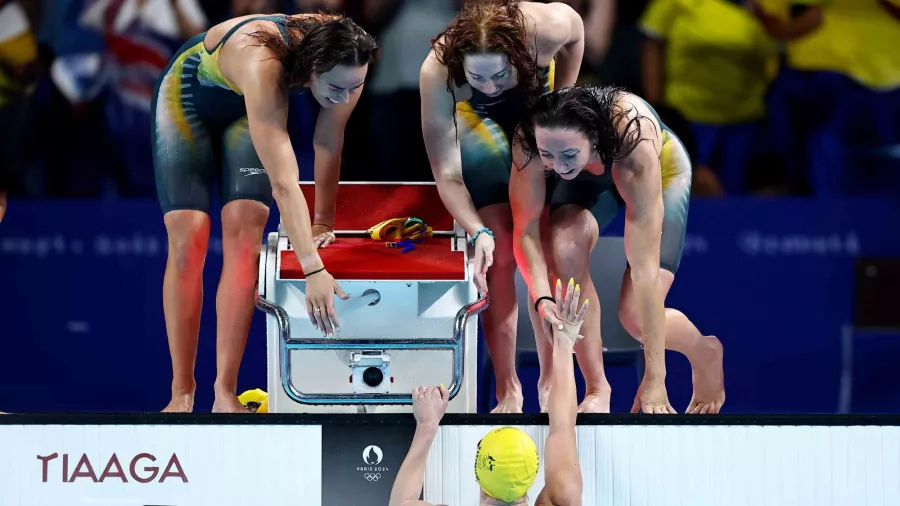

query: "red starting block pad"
xmin=280 ymin=183 xmax=465 ymax=281
xmin=280 ymin=238 xmax=464 ymax=280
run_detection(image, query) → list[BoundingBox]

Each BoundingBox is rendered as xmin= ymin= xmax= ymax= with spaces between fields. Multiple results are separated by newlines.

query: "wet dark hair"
xmin=431 ymin=0 xmax=543 ymax=108
xmin=247 ymin=13 xmax=379 ymax=88
xmin=515 ymin=85 xmax=648 ymax=170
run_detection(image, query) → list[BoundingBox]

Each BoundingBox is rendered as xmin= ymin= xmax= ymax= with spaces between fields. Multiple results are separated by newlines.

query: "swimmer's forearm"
xmin=434 ymin=177 xmax=485 ymax=236
xmin=312 ymin=146 xmax=341 ymax=228
xmin=388 ymin=422 xmax=439 ymax=506
xmin=514 ymin=229 xmax=552 ymax=302
xmin=548 ymin=335 xmax=577 ymax=430
xmin=274 ymin=184 xmax=322 ymax=268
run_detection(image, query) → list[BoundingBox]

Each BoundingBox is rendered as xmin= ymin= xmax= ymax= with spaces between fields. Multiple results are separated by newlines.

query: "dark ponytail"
xmin=514 ymin=85 xmax=647 ymax=170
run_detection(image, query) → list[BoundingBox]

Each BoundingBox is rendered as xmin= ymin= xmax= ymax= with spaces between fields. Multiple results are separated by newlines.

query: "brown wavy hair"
xmin=246 ymin=12 xmax=379 ymax=88
xmin=431 ymin=0 xmax=542 ymax=107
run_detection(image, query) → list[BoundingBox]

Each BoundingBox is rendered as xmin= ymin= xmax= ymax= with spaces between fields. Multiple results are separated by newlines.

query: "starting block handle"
xmin=255 ymin=293 xmax=489 ymax=406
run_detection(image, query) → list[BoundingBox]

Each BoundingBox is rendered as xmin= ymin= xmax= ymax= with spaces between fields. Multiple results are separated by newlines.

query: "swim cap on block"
xmin=474 ymin=427 xmax=539 ymax=503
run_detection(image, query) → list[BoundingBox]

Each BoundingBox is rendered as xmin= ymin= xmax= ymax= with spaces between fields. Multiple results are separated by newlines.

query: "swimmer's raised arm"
xmin=612 ymin=122 xmax=674 ymax=415
xmin=420 ymin=55 xmax=484 ymax=239
xmin=510 ymin=133 xmax=559 ymax=331
xmin=535 ymin=283 xmax=586 ymax=506
xmin=389 ymin=386 xmax=450 ymax=506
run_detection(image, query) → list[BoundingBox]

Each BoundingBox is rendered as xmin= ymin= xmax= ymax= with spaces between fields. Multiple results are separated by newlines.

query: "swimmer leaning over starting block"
xmin=151 ymin=12 xmax=377 ymax=412
xmin=421 ymin=0 xmax=586 ymax=414
xmin=389 ymin=280 xmax=588 ymax=506
xmin=511 ymin=85 xmax=725 ymax=414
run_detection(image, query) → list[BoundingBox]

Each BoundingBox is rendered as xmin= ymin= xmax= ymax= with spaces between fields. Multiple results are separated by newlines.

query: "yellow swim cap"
xmin=238 ymin=389 xmax=268 ymax=413
xmin=474 ymin=427 xmax=539 ymax=503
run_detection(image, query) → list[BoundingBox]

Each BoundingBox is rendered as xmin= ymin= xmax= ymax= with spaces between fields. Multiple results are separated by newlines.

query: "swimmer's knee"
xmin=221 ymin=200 xmax=268 ymax=240
xmin=550 ymin=231 xmax=593 ymax=278
xmin=220 ymin=200 xmax=269 ymax=262
xmin=164 ymin=210 xmax=211 ymax=271
xmin=549 ymin=207 xmax=597 ymax=277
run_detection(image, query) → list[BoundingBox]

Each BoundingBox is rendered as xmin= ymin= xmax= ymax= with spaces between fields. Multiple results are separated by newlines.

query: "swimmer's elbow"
xmin=433 ymin=168 xmax=465 ymax=196
xmin=542 ymin=471 xmax=583 ymax=506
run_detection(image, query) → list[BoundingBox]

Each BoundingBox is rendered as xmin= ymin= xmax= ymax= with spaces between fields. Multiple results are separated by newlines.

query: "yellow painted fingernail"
xmin=584 ymin=299 xmax=590 ymax=306
xmin=556 ymin=279 xmax=561 ymax=287
xmin=569 ymin=277 xmax=574 ymax=286
xmin=576 ymin=284 xmax=580 ymax=291
xmin=440 ymin=383 xmax=446 ymax=388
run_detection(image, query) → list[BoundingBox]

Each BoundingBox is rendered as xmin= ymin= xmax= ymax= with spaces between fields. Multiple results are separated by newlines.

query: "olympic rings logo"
xmin=364 ymin=473 xmax=382 ymax=482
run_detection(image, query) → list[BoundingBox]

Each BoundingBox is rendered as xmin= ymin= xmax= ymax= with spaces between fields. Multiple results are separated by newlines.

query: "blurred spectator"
xmin=575 ymin=0 xmax=650 ymax=95
xmin=80 ymin=0 xmax=207 ymax=196
xmin=640 ymin=0 xmax=779 ymax=196
xmin=758 ymin=0 xmax=900 ymax=196
xmin=882 ymin=0 xmax=900 ymax=17
xmin=0 ymin=0 xmax=38 ymax=203
xmin=363 ymin=0 xmax=457 ymax=181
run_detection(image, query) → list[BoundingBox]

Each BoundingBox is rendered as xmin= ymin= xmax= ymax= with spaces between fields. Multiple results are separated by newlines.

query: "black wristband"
xmin=304 ymin=266 xmax=326 ymax=278
xmin=534 ymin=296 xmax=555 ymax=313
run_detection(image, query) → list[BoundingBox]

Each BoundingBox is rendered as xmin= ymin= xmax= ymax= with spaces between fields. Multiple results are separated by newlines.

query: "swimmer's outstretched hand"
xmin=553 ymin=278 xmax=589 ymax=345
xmin=537 ymin=278 xmax=588 ymax=345
xmin=312 ymin=223 xmax=336 ymax=248
xmin=631 ymin=376 xmax=677 ymax=415
xmin=412 ymin=385 xmax=450 ymax=427
xmin=472 ymin=233 xmax=495 ymax=295
xmin=306 ymin=269 xmax=350 ymax=337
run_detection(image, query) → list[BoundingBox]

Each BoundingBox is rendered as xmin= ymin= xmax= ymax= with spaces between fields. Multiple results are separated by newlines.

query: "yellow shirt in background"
xmin=761 ymin=0 xmax=900 ymax=90
xmin=0 ymin=1 xmax=38 ymax=108
xmin=641 ymin=0 xmax=779 ymax=125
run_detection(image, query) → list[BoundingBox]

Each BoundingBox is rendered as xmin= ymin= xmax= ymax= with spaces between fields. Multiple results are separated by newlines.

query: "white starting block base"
xmin=263 ymin=274 xmax=480 ymax=414
xmin=258 ymin=182 xmax=483 ymax=414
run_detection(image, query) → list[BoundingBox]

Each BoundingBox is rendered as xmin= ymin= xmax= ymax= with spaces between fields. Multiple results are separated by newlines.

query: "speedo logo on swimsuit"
xmin=240 ymin=167 xmax=267 ymax=176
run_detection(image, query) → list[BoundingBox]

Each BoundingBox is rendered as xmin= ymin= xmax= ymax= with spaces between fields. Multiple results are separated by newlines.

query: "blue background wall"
xmin=1 ymin=197 xmax=899 ymax=414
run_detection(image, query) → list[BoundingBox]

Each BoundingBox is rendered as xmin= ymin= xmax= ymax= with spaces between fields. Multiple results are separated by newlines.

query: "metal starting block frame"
xmin=256 ymin=182 xmax=487 ymax=414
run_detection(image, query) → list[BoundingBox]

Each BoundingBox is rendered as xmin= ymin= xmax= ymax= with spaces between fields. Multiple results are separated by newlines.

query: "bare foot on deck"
xmin=212 ymin=394 xmax=250 ymax=413
xmin=162 ymin=393 xmax=194 ymax=413
xmin=686 ymin=335 xmax=725 ymax=414
xmin=538 ymin=378 xmax=551 ymax=413
xmin=491 ymin=395 xmax=524 ymax=414
xmin=578 ymin=386 xmax=611 ymax=414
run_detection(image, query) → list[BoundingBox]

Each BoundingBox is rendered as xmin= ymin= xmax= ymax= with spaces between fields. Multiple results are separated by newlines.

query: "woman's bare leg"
xmin=619 ymin=268 xmax=725 ymax=413
xmin=478 ymin=203 xmax=526 ymax=413
xmin=162 ymin=210 xmax=211 ymax=412
xmin=212 ymin=199 xmax=269 ymax=413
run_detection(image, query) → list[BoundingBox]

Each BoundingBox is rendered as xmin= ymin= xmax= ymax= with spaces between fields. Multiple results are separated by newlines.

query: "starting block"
xmin=256 ymin=182 xmax=488 ymax=413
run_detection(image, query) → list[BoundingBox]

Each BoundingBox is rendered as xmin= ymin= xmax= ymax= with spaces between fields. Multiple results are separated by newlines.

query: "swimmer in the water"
xmin=511 ymin=85 xmax=725 ymax=414
xmin=389 ymin=281 xmax=588 ymax=506
xmin=152 ymin=12 xmax=377 ymax=413
xmin=420 ymin=0 xmax=585 ymax=414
